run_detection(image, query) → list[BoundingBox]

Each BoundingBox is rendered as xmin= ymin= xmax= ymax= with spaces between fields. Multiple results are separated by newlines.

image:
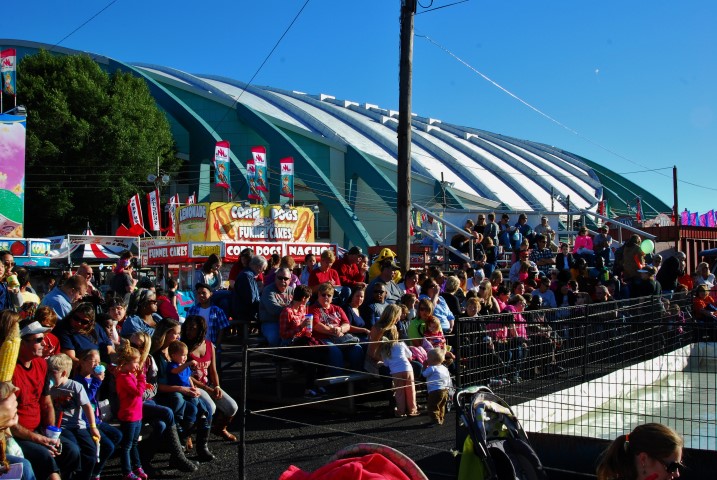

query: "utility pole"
xmin=397 ymin=0 xmax=417 ymax=272
xmin=673 ymin=165 xmax=680 ymax=251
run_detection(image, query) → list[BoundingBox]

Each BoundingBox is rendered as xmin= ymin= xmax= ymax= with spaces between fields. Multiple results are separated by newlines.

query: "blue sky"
xmin=4 ymin=0 xmax=716 ymax=215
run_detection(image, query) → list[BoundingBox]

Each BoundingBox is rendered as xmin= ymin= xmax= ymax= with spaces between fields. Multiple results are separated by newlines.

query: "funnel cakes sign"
xmin=175 ymin=202 xmax=314 ymax=243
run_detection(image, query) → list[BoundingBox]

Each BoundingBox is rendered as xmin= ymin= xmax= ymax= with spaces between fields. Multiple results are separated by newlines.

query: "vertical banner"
xmin=0 ymin=113 xmax=26 ymax=237
xmin=681 ymin=210 xmax=689 ymax=226
xmin=247 ymin=159 xmax=261 ymax=201
xmin=127 ymin=194 xmax=144 ymax=228
xmin=187 ymin=192 xmax=196 ymax=204
xmin=167 ymin=194 xmax=179 ymax=237
xmin=147 ymin=189 xmax=161 ymax=231
xmin=699 ymin=213 xmax=708 ymax=227
xmin=1 ymin=49 xmax=16 ymax=96
xmin=635 ymin=197 xmax=643 ymax=223
xmin=279 ymin=157 xmax=294 ymax=199
xmin=251 ymin=146 xmax=268 ymax=192
xmin=708 ymin=210 xmax=716 ymax=228
xmin=689 ymin=212 xmax=697 ymax=226
xmin=214 ymin=140 xmax=230 ymax=189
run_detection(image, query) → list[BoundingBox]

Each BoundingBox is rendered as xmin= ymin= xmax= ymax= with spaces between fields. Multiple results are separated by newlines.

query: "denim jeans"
xmin=6 ymin=454 xmax=35 ymax=480
xmin=323 ymin=342 xmax=364 ymax=377
xmin=60 ymin=427 xmax=97 ymax=480
xmin=119 ymin=420 xmax=142 ymax=474
xmin=96 ymin=422 xmax=123 ymax=476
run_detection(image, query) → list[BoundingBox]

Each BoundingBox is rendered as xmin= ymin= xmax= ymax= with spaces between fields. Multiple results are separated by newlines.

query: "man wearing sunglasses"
xmin=11 ymin=319 xmax=81 ymax=480
xmin=40 ymin=275 xmax=88 ymax=320
xmin=0 ymin=250 xmax=15 ymax=278
xmin=259 ymin=268 xmax=295 ymax=347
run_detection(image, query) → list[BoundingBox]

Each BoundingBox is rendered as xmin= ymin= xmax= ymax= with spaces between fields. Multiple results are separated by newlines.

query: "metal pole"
xmin=396 ymin=0 xmax=416 ymax=273
xmin=673 ymin=166 xmax=680 ymax=252
xmin=238 ymin=343 xmax=248 ymax=479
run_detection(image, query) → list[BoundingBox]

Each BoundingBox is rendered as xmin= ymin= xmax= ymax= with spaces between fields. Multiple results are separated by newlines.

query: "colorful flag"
xmin=251 ymin=146 xmax=268 ymax=192
xmin=708 ymin=210 xmax=716 ymax=228
xmin=166 ymin=194 xmax=179 ymax=236
xmin=1 ymin=49 xmax=16 ymax=96
xmin=127 ymin=194 xmax=144 ymax=228
xmin=699 ymin=213 xmax=708 ymax=227
xmin=214 ymin=140 xmax=230 ymax=189
xmin=147 ymin=189 xmax=161 ymax=231
xmin=597 ymin=200 xmax=605 ymax=216
xmin=681 ymin=210 xmax=689 ymax=226
xmin=689 ymin=212 xmax=698 ymax=226
xmin=279 ymin=157 xmax=294 ymax=199
xmin=247 ymin=158 xmax=261 ymax=201
xmin=635 ymin=197 xmax=643 ymax=222
xmin=187 ymin=192 xmax=196 ymax=205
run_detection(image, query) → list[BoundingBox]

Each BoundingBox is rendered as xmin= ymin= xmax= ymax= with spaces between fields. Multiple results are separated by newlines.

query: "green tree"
xmin=19 ymin=50 xmax=179 ymax=236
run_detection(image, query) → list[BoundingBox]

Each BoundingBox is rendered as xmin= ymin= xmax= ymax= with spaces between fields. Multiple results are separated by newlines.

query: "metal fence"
xmin=455 ymin=293 xmax=717 ymax=450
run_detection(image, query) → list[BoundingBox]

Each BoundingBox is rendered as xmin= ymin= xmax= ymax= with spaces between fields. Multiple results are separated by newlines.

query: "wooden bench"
xmin=314 ymin=373 xmax=373 ymax=413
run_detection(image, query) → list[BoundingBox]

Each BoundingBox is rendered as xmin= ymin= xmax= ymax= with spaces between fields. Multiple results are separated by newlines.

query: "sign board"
xmin=175 ymin=203 xmax=315 ymax=243
xmin=146 ymin=244 xmax=189 ymax=266
xmin=0 ymin=237 xmax=51 ymax=267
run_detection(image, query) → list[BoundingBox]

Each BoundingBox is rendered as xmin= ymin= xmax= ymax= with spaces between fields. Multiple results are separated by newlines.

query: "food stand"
xmin=143 ymin=202 xmax=337 ymax=314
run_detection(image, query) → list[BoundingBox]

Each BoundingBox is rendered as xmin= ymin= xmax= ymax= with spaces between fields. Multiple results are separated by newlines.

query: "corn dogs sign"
xmin=175 ymin=203 xmax=315 ymax=243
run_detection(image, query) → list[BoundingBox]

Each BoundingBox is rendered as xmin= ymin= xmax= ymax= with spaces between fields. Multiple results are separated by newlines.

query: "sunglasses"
xmin=72 ymin=316 xmax=91 ymax=326
xmin=277 ymin=276 xmax=290 ymax=281
xmin=657 ymin=458 xmax=685 ymax=474
xmin=146 ymin=299 xmax=158 ymax=304
xmin=22 ymin=336 xmax=44 ymax=344
xmin=3 ymin=261 xmax=14 ymax=267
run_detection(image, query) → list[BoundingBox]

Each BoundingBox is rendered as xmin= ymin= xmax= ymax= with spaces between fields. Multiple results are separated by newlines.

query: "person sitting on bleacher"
xmin=693 ymin=284 xmax=717 ymax=322
xmin=308 ymin=283 xmax=364 ymax=378
xmin=258 ymin=269 xmax=294 ymax=347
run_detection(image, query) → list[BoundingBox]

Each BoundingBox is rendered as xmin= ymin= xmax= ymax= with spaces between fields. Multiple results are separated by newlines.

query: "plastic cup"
xmin=6 ymin=274 xmax=19 ymax=289
xmin=45 ymin=425 xmax=62 ymax=440
xmin=305 ymin=314 xmax=313 ymax=333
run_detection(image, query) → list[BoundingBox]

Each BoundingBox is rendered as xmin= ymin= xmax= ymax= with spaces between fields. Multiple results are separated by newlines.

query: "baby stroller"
xmin=456 ymin=386 xmax=547 ymax=480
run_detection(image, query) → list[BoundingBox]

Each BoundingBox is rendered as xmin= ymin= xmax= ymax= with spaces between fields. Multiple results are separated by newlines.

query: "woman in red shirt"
xmin=307 ymin=283 xmax=363 ymax=377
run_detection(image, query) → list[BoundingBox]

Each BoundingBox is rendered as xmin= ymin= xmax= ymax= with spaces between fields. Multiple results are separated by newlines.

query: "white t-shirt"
xmin=382 ymin=342 xmax=412 ymax=374
xmin=423 ymin=364 xmax=451 ymax=393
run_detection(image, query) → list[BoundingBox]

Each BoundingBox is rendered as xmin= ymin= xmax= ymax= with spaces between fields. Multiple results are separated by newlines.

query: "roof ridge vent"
xmin=319 ymin=94 xmax=334 ymax=101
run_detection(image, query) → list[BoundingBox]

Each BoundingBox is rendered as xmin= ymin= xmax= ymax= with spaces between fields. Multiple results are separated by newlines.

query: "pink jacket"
xmin=116 ymin=371 xmax=146 ymax=422
xmin=573 ymin=234 xmax=593 ymax=252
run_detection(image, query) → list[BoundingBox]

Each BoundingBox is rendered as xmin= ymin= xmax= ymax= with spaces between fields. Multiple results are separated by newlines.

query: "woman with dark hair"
xmin=419 ymin=279 xmax=455 ymax=334
xmin=194 ymin=254 xmax=223 ymax=292
xmin=152 ymin=320 xmax=215 ymax=462
xmin=597 ymin=423 xmax=683 ymax=480
xmin=53 ymin=302 xmax=114 ymax=365
xmin=121 ymin=288 xmax=162 ymax=338
xmin=181 ymin=315 xmax=238 ymax=442
xmin=342 ymin=286 xmax=371 ymax=340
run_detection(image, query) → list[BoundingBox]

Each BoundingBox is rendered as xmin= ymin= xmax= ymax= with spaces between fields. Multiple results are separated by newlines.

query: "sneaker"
xmin=123 ymin=473 xmax=139 ymax=480
xmin=133 ymin=468 xmax=148 ymax=480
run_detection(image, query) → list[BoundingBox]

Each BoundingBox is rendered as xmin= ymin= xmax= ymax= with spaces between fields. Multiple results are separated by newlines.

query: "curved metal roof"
xmin=0 ymin=39 xmax=670 ymax=220
xmin=136 ymin=63 xmax=609 ymax=213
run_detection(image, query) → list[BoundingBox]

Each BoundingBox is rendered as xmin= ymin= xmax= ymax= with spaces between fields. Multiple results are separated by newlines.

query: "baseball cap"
xmin=19 ymin=320 xmax=50 ymax=338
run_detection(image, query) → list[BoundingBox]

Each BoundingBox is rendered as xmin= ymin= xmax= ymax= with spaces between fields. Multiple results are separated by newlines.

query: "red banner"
xmin=187 ymin=192 xmax=196 ymax=204
xmin=127 ymin=194 xmax=144 ymax=228
xmin=251 ymin=146 xmax=268 ymax=192
xmin=1 ymin=48 xmax=16 ymax=96
xmin=214 ymin=140 xmax=230 ymax=189
xmin=147 ymin=189 xmax=161 ymax=231
xmin=247 ymin=159 xmax=261 ymax=201
xmin=167 ymin=194 xmax=179 ymax=237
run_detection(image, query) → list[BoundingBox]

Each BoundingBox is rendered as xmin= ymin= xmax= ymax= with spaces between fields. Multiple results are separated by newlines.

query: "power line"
xmin=50 ymin=0 xmax=120 ymax=51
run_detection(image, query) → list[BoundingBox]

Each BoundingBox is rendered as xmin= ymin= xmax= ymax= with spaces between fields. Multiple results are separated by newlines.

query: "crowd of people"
xmin=0 ymin=251 xmax=240 ymax=480
xmin=0 ymin=213 xmax=711 ymax=479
